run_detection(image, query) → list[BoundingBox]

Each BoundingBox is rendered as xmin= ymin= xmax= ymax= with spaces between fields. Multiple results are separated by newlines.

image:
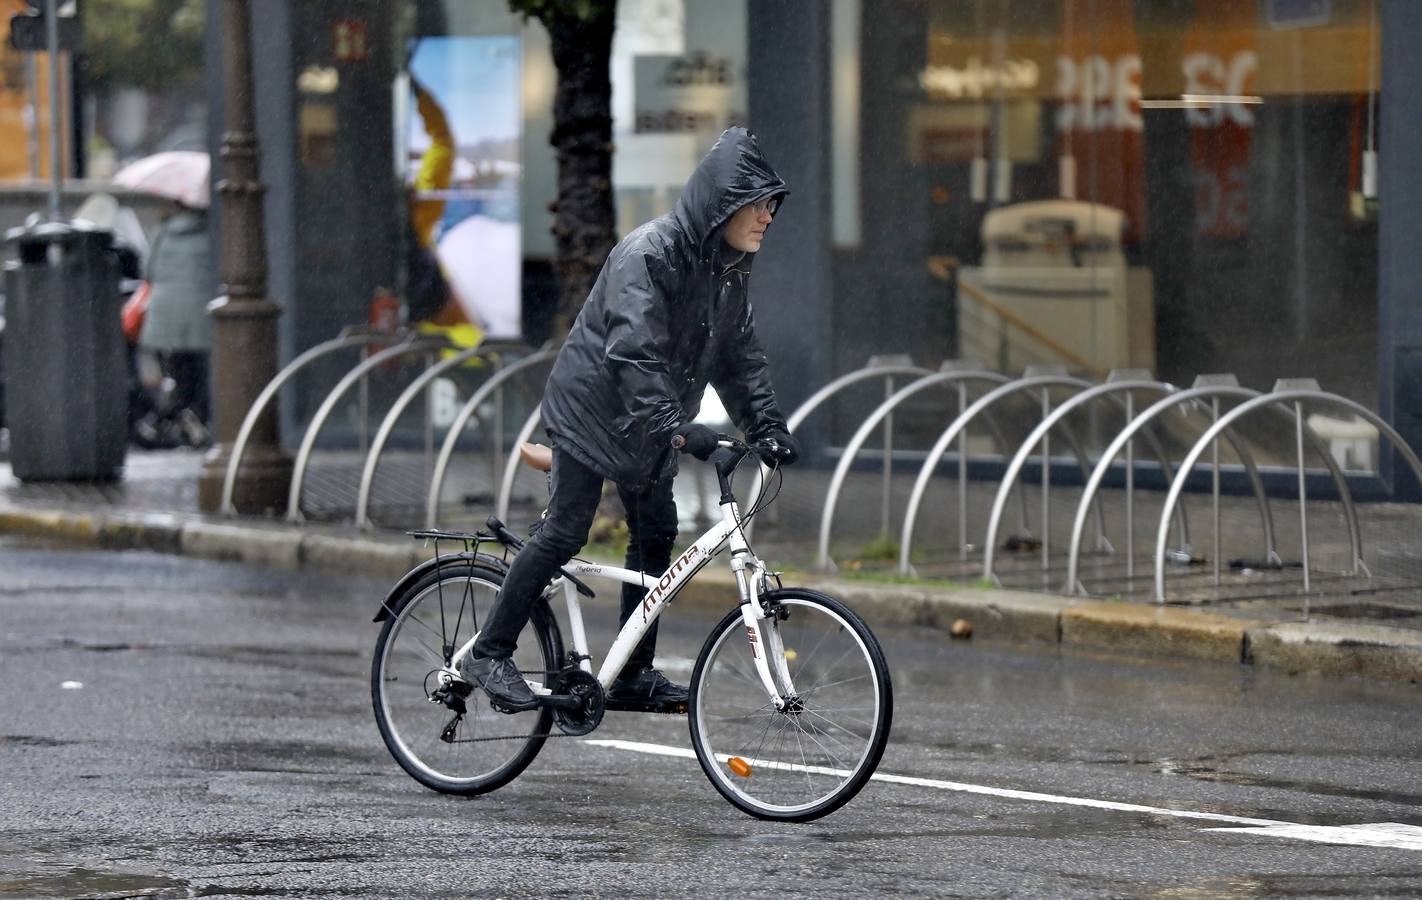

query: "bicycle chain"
xmin=441 ymin=713 xmax=687 ymax=744
xmin=441 ymin=729 xmax=577 ymax=744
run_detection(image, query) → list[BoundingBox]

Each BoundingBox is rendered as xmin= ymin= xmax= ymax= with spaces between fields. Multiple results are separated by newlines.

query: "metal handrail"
xmin=497 ymin=407 xmax=546 ymax=523
xmin=818 ymin=369 xmax=1032 ymax=572
xmin=424 ymin=349 xmax=557 ymax=528
xmin=352 ymin=345 xmax=492 ymax=530
xmin=979 ymin=380 xmax=1193 ymax=583
xmin=895 ymin=374 xmax=1101 ymax=576
xmin=220 ymin=328 xmax=409 ymax=517
xmin=285 ymin=336 xmax=450 ymax=523
xmin=931 ymin=255 xmax=1109 ymax=378
xmin=741 ymin=363 xmax=933 ymax=537
xmin=1153 ymin=391 xmax=1413 ymax=605
xmin=1064 ymin=386 xmax=1291 ymax=595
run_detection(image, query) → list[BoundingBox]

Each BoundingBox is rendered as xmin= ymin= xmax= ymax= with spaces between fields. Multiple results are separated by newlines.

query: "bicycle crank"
xmin=549 ymin=669 xmax=605 ymax=736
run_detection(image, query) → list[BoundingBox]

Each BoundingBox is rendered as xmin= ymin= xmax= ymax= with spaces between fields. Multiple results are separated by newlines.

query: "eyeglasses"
xmin=749 ymin=195 xmax=781 ymax=216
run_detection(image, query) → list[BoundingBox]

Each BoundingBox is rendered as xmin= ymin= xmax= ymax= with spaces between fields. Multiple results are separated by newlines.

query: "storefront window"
xmin=856 ymin=0 xmax=1380 ymax=410
xmin=611 ymin=0 xmax=748 ymax=235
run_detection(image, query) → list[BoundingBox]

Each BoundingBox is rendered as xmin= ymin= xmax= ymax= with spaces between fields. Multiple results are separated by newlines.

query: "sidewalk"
xmin=1 ymin=448 xmax=1420 ymax=683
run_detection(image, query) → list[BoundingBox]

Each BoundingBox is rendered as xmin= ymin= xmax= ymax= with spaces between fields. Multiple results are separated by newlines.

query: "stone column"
xmin=196 ymin=0 xmax=292 ymax=514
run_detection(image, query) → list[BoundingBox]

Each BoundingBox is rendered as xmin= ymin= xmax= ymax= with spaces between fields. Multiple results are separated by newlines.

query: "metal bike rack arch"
xmin=741 ymin=358 xmax=932 ymax=539
xmin=496 ymin=406 xmax=546 ymax=523
xmin=285 ymin=336 xmax=451 ymax=522
xmin=352 ymin=345 xmax=493 ymax=529
xmin=896 ymin=373 xmax=1109 ymax=576
xmin=818 ymin=368 xmax=1101 ymax=572
xmin=424 ymin=348 xmax=557 ymax=528
xmin=220 ymin=328 xmax=409 ymax=517
xmin=978 ymin=378 xmax=1198 ymax=585
xmin=1153 ymin=389 xmax=1422 ymax=607
xmin=1063 ymin=384 xmax=1293 ymax=596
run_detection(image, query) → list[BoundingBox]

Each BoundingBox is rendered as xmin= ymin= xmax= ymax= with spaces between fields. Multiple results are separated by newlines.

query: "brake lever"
xmin=753 ymin=439 xmax=784 ymax=468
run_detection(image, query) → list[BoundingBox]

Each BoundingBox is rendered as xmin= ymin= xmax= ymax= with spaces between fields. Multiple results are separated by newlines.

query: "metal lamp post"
xmin=197 ymin=0 xmax=292 ymax=513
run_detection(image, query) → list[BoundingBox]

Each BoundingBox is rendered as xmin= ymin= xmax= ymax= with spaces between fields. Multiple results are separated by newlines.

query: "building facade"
xmin=213 ymin=0 xmax=1418 ymax=494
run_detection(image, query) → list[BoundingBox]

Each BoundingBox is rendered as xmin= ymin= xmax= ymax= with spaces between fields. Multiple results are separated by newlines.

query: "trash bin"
xmin=2 ymin=221 xmax=127 ymax=481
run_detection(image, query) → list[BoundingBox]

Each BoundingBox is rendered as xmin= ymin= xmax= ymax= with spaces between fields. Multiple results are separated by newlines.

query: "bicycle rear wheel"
xmin=688 ymin=588 xmax=892 ymax=822
xmin=371 ymin=562 xmax=562 ymax=795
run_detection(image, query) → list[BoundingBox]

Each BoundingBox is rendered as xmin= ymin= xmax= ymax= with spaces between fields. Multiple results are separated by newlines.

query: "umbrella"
xmin=113 ymin=150 xmax=211 ymax=210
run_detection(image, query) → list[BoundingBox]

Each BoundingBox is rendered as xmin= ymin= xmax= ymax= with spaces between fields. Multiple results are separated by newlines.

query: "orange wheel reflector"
xmin=728 ymin=757 xmax=752 ymax=778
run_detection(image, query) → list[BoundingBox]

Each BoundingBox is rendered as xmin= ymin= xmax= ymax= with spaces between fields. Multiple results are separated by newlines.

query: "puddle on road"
xmin=0 ymin=735 xmax=78 ymax=748
xmin=1154 ymin=760 xmax=1422 ymax=809
xmin=0 ymin=857 xmax=190 ymax=899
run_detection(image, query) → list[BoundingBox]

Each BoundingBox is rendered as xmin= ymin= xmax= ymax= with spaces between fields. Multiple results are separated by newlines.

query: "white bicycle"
xmin=371 ymin=436 xmax=893 ymax=822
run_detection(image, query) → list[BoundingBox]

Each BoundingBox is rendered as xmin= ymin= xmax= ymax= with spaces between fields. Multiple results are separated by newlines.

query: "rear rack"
xmin=406 ymin=529 xmax=492 ymax=543
xmin=409 ymin=518 xmax=596 ymax=599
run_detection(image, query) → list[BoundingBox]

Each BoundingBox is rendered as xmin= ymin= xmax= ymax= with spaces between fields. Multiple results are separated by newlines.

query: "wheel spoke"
xmin=793 ymin=723 xmax=815 ymax=797
xmin=719 ymin=656 xmax=765 ymax=691
xmin=691 ymin=594 xmax=888 ymax=820
xmin=792 ymin=715 xmax=854 ymax=771
xmin=397 ymin=613 xmax=452 ymax=660
xmin=741 ymin=702 xmax=783 ymax=762
xmin=787 ymin=619 xmax=837 ymax=671
xmin=799 ymin=703 xmax=875 ymax=735
xmin=794 ymin=671 xmax=873 ymax=697
xmin=373 ymin=568 xmax=555 ymax=795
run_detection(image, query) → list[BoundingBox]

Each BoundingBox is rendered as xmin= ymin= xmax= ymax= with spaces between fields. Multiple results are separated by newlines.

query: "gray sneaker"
xmin=459 ymin=654 xmax=539 ymax=712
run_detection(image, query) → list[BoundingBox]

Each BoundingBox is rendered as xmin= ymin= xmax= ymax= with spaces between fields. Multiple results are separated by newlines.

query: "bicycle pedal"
xmin=488 ymin=697 xmax=539 ymax=715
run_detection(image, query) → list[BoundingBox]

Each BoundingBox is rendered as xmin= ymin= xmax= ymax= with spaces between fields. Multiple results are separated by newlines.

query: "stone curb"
xmin=2 ymin=505 xmax=1419 ymax=682
xmin=1061 ymin=601 xmax=1255 ymax=664
xmin=1247 ymin=622 xmax=1422 ymax=682
xmin=180 ymin=521 xmax=304 ymax=569
xmin=0 ymin=508 xmax=101 ymax=544
xmin=94 ymin=511 xmax=185 ymax=554
xmin=301 ymin=533 xmax=425 ymax=580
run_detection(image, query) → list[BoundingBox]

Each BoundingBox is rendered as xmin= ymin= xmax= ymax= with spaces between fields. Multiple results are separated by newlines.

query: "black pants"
xmin=165 ymin=350 xmax=210 ymax=425
xmin=473 ymin=447 xmax=678 ymax=678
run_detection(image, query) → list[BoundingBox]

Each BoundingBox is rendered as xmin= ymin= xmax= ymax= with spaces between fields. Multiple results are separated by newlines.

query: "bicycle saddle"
xmin=519 ymin=442 xmax=553 ymax=472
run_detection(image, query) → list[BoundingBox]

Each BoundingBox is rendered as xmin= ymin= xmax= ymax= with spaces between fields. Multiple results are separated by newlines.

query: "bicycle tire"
xmin=371 ymin=561 xmax=564 ymax=795
xmin=688 ymin=588 xmax=892 ymax=822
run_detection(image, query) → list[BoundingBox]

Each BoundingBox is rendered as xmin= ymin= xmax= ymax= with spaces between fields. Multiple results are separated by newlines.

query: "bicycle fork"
xmin=731 ymin=553 xmax=798 ymax=710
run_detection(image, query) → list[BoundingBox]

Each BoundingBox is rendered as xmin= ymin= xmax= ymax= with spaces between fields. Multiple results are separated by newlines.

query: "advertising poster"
xmin=406 ymin=37 xmax=522 ymax=338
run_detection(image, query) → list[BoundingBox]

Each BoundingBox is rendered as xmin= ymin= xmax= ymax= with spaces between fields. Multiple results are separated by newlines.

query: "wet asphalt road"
xmin=1 ymin=537 xmax=1421 ymax=898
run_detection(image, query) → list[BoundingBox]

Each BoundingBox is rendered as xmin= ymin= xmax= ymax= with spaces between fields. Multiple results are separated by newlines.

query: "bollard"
xmin=2 ymin=221 xmax=127 ymax=481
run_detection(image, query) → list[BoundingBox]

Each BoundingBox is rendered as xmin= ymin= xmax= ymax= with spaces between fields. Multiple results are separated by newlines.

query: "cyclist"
xmin=462 ymin=126 xmax=800 ymax=711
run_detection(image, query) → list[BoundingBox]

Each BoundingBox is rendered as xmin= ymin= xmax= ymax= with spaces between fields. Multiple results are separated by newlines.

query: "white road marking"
xmin=1205 ymin=823 xmax=1422 ymax=850
xmin=584 ymin=739 xmax=1422 ymax=851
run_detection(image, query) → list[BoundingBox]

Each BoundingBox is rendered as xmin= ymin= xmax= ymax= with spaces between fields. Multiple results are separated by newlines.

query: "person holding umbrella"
xmin=114 ymin=150 xmax=214 ymax=445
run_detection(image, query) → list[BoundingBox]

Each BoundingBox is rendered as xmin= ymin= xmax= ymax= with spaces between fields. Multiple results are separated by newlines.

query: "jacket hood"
xmin=673 ymin=127 xmax=788 ymax=256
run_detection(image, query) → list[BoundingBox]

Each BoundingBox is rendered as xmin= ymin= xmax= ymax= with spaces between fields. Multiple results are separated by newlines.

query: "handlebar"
xmin=714 ymin=435 xmax=793 ymax=468
xmin=692 ymin=435 xmax=794 ymax=507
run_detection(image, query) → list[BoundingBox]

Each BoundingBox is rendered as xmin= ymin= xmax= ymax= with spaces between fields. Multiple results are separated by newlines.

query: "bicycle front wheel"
xmin=371 ymin=562 xmax=562 ymax=795
xmin=688 ymin=589 xmax=892 ymax=822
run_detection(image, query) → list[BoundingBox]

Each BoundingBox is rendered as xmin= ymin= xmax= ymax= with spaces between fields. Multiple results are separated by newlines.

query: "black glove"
xmin=759 ymin=430 xmax=801 ymax=466
xmin=673 ymin=424 xmax=720 ymax=461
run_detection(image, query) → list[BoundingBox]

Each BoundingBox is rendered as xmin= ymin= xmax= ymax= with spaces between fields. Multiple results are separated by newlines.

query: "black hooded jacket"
xmin=541 ymin=127 xmax=790 ymax=488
